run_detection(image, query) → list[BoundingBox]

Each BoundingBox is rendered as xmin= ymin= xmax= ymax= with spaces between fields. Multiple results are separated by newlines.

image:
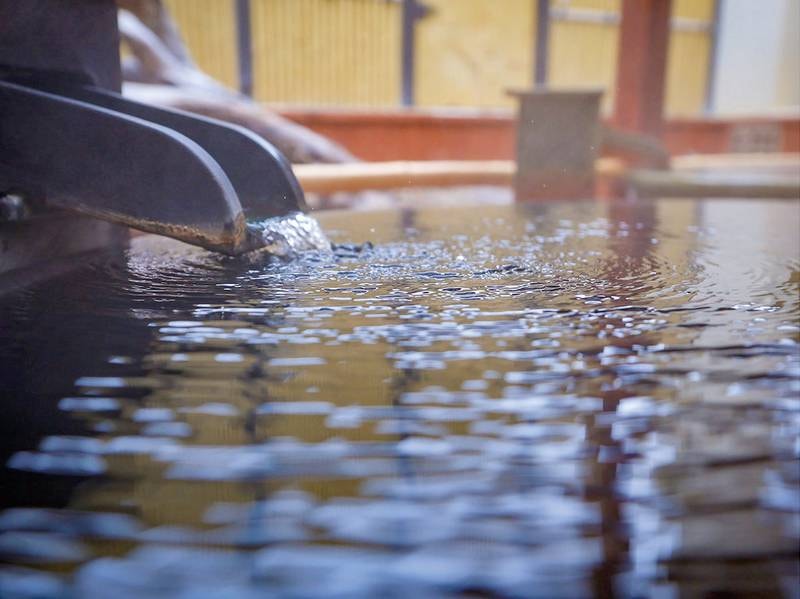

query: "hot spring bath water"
xmin=0 ymin=198 xmax=798 ymax=598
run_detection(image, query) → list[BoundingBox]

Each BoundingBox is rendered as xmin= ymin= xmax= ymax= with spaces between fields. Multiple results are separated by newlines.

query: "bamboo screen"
xmin=164 ymin=0 xmax=714 ymax=114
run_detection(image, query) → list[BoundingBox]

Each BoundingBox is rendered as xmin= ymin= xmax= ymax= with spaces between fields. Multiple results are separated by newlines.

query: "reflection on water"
xmin=0 ymin=198 xmax=798 ymax=598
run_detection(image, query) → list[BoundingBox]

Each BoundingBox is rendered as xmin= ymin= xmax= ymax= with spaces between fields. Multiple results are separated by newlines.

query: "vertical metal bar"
xmin=235 ymin=0 xmax=253 ymax=97
xmin=401 ymin=0 xmax=416 ymax=106
xmin=534 ymin=0 xmax=550 ymax=86
xmin=704 ymin=0 xmax=722 ymax=113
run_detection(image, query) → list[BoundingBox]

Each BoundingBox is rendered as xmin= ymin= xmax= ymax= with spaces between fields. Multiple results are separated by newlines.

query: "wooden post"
xmin=511 ymin=89 xmax=603 ymax=200
xmin=612 ymin=0 xmax=672 ymax=138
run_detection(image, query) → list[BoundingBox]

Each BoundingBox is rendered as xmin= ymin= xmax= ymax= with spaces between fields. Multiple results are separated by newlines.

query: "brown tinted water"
xmin=0 ymin=198 xmax=798 ymax=598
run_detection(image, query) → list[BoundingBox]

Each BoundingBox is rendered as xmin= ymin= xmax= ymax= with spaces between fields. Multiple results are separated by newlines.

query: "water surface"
xmin=1 ymin=198 xmax=798 ymax=598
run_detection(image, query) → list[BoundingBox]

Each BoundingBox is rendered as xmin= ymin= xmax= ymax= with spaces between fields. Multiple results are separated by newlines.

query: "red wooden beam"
xmin=612 ymin=0 xmax=672 ymax=138
xmin=279 ymin=108 xmax=800 ymax=160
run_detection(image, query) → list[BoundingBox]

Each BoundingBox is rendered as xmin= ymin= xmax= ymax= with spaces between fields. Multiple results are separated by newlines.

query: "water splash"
xmin=247 ymin=211 xmax=331 ymax=257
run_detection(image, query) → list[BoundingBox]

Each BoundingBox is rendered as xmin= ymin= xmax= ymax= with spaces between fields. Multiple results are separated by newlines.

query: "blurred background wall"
xmin=161 ymin=0 xmax=797 ymax=117
xmin=712 ymin=0 xmax=800 ymax=114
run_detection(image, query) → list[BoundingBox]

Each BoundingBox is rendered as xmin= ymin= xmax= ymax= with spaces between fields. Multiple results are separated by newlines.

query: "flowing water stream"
xmin=0 ymin=197 xmax=798 ymax=598
xmin=247 ymin=212 xmax=333 ymax=257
